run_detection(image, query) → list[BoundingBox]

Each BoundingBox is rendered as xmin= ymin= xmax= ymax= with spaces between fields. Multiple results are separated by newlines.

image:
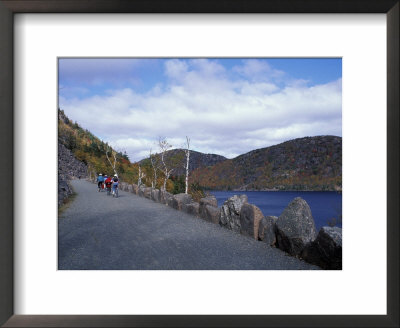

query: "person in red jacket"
xmin=104 ymin=175 xmax=113 ymax=195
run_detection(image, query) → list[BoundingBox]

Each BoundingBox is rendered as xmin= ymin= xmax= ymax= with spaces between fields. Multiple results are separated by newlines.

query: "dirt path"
xmin=58 ymin=179 xmax=318 ymax=270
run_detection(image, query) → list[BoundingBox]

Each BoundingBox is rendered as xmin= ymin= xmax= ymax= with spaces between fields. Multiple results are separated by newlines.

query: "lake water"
xmin=210 ymin=191 xmax=342 ymax=231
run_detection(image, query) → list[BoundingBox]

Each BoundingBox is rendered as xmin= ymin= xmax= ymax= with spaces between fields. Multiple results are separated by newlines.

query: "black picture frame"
xmin=0 ymin=1 xmax=398 ymax=327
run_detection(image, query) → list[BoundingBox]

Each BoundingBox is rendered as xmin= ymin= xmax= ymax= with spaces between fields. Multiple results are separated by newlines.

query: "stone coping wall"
xmin=90 ymin=180 xmax=342 ymax=270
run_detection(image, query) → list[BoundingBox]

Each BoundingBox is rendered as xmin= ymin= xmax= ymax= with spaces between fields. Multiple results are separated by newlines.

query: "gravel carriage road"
xmin=58 ymin=179 xmax=318 ymax=270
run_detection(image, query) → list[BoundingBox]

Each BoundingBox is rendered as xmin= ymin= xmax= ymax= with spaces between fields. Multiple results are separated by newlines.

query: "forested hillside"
xmin=190 ymin=136 xmax=342 ymax=191
xmin=59 ymin=109 xmax=341 ymax=192
xmin=140 ymin=149 xmax=226 ymax=176
xmin=58 ymin=109 xmax=139 ymax=183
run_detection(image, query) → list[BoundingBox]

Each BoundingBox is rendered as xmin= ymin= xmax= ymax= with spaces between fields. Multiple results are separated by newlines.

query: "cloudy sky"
xmin=58 ymin=58 xmax=342 ymax=162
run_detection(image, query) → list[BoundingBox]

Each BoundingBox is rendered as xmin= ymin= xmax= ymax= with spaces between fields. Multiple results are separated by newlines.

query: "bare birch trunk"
xmin=138 ymin=165 xmax=142 ymax=186
xmin=149 ymin=149 xmax=158 ymax=189
xmin=162 ymin=151 xmax=168 ymax=191
xmin=184 ymin=136 xmax=190 ymax=194
xmin=159 ymin=137 xmax=172 ymax=192
xmin=105 ymin=146 xmax=118 ymax=176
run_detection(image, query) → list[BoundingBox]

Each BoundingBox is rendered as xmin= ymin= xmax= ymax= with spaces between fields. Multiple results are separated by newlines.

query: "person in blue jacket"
xmin=97 ymin=173 xmax=104 ymax=191
xmin=111 ymin=174 xmax=119 ymax=197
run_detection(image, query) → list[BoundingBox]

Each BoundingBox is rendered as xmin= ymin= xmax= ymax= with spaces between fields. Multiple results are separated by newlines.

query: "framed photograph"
xmin=1 ymin=0 xmax=398 ymax=327
xmin=57 ymin=56 xmax=342 ymax=272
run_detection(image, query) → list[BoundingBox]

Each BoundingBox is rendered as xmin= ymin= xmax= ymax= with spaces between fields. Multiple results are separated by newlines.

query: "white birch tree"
xmin=138 ymin=164 xmax=145 ymax=186
xmin=184 ymin=136 xmax=191 ymax=194
xmin=105 ymin=145 xmax=118 ymax=176
xmin=159 ymin=137 xmax=174 ymax=192
xmin=149 ymin=148 xmax=159 ymax=189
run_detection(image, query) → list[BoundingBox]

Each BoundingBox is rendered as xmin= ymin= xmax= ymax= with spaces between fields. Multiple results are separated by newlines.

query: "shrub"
xmin=189 ymin=182 xmax=205 ymax=202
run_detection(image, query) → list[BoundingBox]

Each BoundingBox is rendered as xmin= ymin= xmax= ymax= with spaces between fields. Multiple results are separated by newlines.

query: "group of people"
xmin=97 ymin=173 xmax=119 ymax=196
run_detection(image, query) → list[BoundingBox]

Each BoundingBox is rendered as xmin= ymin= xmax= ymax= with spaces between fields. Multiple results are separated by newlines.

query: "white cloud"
xmin=164 ymin=59 xmax=189 ymax=79
xmin=233 ymin=59 xmax=285 ymax=82
xmin=60 ymin=59 xmax=342 ymax=162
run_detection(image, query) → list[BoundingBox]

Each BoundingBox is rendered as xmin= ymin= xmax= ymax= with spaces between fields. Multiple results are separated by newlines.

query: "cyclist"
xmin=104 ymin=175 xmax=113 ymax=196
xmin=97 ymin=173 xmax=104 ymax=192
xmin=103 ymin=174 xmax=108 ymax=190
xmin=112 ymin=174 xmax=119 ymax=197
